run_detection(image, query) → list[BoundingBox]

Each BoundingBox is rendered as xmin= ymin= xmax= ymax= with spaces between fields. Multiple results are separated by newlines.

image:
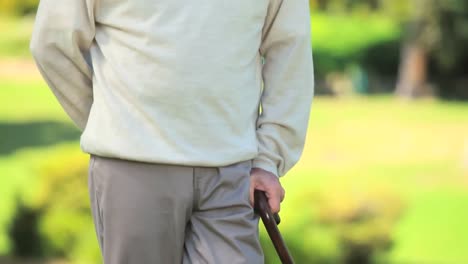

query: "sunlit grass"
xmin=278 ymin=96 xmax=468 ymax=263
xmin=0 ymin=15 xmax=34 ymax=59
xmin=389 ymin=191 xmax=468 ymax=263
xmin=1 ymin=78 xmax=468 ymax=262
xmin=0 ymin=79 xmax=68 ymax=122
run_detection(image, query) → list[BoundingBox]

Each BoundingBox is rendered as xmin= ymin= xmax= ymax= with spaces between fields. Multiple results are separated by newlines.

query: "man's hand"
xmin=249 ymin=168 xmax=285 ymax=214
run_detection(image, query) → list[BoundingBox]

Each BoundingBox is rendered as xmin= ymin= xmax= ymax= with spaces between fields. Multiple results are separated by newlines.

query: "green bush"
xmin=17 ymin=146 xmax=101 ymax=263
xmin=13 ymin=146 xmax=404 ymax=264
xmin=310 ymin=13 xmax=402 ymax=93
xmin=0 ymin=0 xmax=38 ymax=15
xmin=0 ymin=147 xmax=49 ymax=256
xmin=260 ymin=183 xmax=405 ymax=264
xmin=316 ymin=184 xmax=404 ymax=263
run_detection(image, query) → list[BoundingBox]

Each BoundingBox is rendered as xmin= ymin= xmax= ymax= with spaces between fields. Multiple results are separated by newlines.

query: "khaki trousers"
xmin=87 ymin=154 xmax=264 ymax=264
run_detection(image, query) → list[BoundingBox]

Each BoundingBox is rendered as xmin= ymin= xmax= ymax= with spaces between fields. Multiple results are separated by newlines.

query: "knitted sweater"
xmin=30 ymin=0 xmax=314 ymax=177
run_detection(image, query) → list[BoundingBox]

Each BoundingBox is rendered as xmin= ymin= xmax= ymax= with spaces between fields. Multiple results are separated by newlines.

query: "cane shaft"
xmin=254 ymin=190 xmax=294 ymax=264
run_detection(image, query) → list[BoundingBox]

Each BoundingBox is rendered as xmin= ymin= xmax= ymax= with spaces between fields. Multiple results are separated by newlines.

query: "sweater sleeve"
xmin=253 ymin=0 xmax=314 ymax=177
xmin=30 ymin=0 xmax=96 ymax=132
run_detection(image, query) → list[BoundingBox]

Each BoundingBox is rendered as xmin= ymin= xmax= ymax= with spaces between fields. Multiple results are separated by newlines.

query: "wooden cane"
xmin=254 ymin=190 xmax=294 ymax=264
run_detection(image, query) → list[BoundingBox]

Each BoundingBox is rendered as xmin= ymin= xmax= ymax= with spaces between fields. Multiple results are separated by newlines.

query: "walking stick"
xmin=254 ymin=190 xmax=294 ymax=264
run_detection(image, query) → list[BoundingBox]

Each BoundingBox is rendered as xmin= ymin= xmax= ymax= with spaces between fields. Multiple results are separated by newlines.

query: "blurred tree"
xmin=395 ymin=0 xmax=438 ymax=98
xmin=396 ymin=0 xmax=468 ymax=99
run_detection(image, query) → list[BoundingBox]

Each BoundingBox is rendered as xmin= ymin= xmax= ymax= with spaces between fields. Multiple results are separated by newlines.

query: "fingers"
xmin=266 ymin=184 xmax=284 ymax=213
xmin=268 ymin=192 xmax=281 ymax=213
xmin=250 ymin=168 xmax=285 ymax=214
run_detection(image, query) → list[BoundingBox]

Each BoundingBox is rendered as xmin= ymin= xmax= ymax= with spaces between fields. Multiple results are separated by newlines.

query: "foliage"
xmin=2 ymin=0 xmax=467 ymax=99
xmin=0 ymin=0 xmax=37 ymax=16
xmin=311 ymin=12 xmax=401 ymax=80
xmin=0 ymin=155 xmax=30 ymax=255
xmin=7 ymin=146 xmax=405 ymax=264
xmin=260 ymin=182 xmax=405 ymax=264
xmin=0 ymin=140 xmax=97 ymax=262
xmin=315 ymin=185 xmax=404 ymax=264
xmin=24 ymin=145 xmax=101 ymax=263
xmin=1 ymin=11 xmax=403 ymax=94
xmin=0 ymin=144 xmax=58 ymax=256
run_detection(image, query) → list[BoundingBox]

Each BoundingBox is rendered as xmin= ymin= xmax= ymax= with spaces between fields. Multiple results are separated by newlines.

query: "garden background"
xmin=1 ymin=0 xmax=468 ymax=263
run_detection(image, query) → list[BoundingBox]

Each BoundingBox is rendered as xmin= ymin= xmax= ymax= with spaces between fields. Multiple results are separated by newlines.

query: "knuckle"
xmin=276 ymin=185 xmax=283 ymax=194
xmin=275 ymin=205 xmax=281 ymax=213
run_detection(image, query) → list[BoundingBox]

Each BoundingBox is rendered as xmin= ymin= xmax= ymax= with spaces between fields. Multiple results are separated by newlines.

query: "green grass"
xmin=1 ymin=77 xmax=468 ymax=262
xmin=277 ymin=97 xmax=468 ymax=263
xmin=390 ymin=191 xmax=468 ymax=264
xmin=0 ymin=15 xmax=34 ymax=59
xmin=0 ymin=79 xmax=68 ymax=122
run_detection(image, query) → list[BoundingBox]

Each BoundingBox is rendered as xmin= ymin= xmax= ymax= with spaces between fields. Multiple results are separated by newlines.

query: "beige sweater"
xmin=30 ymin=0 xmax=314 ymax=177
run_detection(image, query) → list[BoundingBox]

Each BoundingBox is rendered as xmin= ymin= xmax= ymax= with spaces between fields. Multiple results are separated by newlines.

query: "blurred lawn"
xmin=0 ymin=80 xmax=68 ymax=122
xmin=280 ymin=97 xmax=468 ymax=263
xmin=1 ymin=77 xmax=468 ymax=262
xmin=0 ymin=15 xmax=34 ymax=59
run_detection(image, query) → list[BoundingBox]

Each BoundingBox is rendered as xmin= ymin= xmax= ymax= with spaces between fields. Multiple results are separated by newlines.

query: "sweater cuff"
xmin=252 ymin=157 xmax=279 ymax=178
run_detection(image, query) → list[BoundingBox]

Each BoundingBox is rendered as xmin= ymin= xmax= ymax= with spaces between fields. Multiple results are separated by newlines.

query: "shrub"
xmin=8 ymin=145 xmax=405 ymax=264
xmin=260 ymin=183 xmax=405 ymax=264
xmin=311 ymin=13 xmax=402 ymax=94
xmin=0 ymin=0 xmax=38 ymax=16
xmin=18 ymin=145 xmax=101 ymax=263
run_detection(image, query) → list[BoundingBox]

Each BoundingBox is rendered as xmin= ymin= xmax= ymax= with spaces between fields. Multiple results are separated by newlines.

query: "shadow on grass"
xmin=0 ymin=121 xmax=80 ymax=155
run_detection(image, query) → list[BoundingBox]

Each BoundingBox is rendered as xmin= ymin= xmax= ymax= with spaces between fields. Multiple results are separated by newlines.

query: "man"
xmin=30 ymin=0 xmax=314 ymax=263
